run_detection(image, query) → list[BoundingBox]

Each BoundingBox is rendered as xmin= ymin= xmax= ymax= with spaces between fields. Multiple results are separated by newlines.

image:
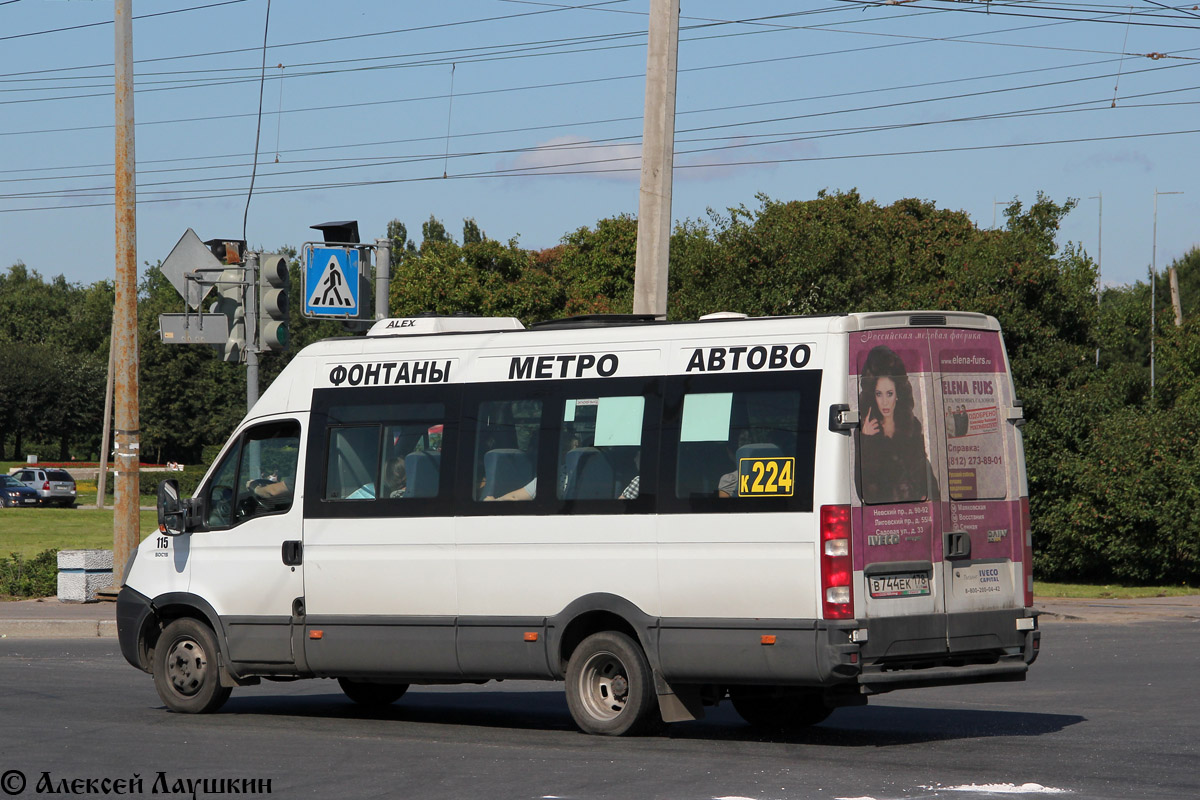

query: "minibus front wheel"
xmin=565 ymin=631 xmax=660 ymax=736
xmin=152 ymin=618 xmax=232 ymax=714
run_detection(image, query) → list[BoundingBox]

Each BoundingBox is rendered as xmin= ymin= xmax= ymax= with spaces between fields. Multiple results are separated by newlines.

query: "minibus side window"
xmin=232 ymin=422 xmax=301 ymax=521
xmin=203 ymin=421 xmax=300 ymax=528
xmin=557 ymin=396 xmax=645 ymax=500
xmin=320 ymin=402 xmax=448 ymax=504
xmin=325 ymin=426 xmax=381 ymax=500
xmin=474 ymin=399 xmax=543 ymax=501
xmin=676 ymin=389 xmax=805 ymax=500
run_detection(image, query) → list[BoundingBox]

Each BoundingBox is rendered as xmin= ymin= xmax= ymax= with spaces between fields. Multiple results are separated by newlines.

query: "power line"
xmin=3 ymin=45 xmax=1195 ymax=184
xmin=2 ymin=8 xmax=1191 ymax=136
xmin=4 ymin=125 xmax=1198 ymax=214
xmin=0 ymin=0 xmax=1186 ymax=120
xmin=242 ymin=0 xmax=271 ymax=243
xmin=833 ymin=0 xmax=1200 ymax=30
xmin=0 ymin=0 xmax=252 ymax=44
xmin=5 ymin=0 xmax=1170 ymax=92
xmin=5 ymin=81 xmax=1197 ymax=201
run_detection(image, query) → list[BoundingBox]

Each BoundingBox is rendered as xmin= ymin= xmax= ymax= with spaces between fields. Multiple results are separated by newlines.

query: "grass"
xmin=1034 ymin=581 xmax=1198 ymax=599
xmin=0 ymin=508 xmax=158 ymax=558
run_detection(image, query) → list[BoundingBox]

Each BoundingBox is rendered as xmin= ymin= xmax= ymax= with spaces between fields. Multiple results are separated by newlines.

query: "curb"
xmin=0 ymin=619 xmax=117 ymax=639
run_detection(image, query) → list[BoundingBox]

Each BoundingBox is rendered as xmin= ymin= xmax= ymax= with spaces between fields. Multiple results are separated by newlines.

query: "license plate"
xmin=869 ymin=572 xmax=931 ymax=598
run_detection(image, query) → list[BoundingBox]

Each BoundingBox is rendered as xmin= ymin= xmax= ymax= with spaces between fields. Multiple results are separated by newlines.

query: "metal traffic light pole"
xmin=245 ymin=251 xmax=260 ymax=410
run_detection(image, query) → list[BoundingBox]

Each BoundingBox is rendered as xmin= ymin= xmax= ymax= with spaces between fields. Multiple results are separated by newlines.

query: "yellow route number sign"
xmin=737 ymin=457 xmax=795 ymax=497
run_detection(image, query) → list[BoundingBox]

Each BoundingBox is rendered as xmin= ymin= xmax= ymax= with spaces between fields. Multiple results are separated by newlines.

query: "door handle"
xmin=944 ymin=530 xmax=971 ymax=560
xmin=282 ymin=540 xmax=303 ymax=566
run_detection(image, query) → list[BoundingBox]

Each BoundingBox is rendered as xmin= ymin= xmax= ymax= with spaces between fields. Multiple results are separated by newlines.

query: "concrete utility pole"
xmin=111 ymin=0 xmax=140 ymax=588
xmin=375 ymin=237 xmax=391 ymax=320
xmin=632 ymin=0 xmax=680 ymax=319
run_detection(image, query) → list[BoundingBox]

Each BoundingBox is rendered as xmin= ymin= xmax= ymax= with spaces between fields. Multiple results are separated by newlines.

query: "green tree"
xmin=551 ymin=215 xmax=639 ymax=316
xmin=389 ymin=229 xmax=560 ymax=324
xmin=462 ymin=218 xmax=484 ymax=245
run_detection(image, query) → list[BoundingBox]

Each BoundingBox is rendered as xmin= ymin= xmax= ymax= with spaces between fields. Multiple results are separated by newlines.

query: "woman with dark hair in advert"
xmin=857 ymin=345 xmax=932 ymax=504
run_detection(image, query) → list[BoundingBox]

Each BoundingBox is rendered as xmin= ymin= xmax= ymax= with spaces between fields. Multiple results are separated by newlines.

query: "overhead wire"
xmin=4 ymin=124 xmax=1199 ymax=214
xmin=2 ymin=0 xmax=1200 ymax=215
xmin=5 ymin=77 xmax=1197 ymax=201
xmin=242 ymin=0 xmax=271 ymax=243
xmin=3 ymin=42 xmax=1197 ymax=185
xmin=832 ymin=0 xmax=1200 ymax=29
xmin=0 ymin=0 xmax=252 ymax=44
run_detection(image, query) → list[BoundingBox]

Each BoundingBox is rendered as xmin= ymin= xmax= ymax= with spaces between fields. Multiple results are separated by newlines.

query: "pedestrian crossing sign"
xmin=304 ymin=246 xmax=361 ymax=317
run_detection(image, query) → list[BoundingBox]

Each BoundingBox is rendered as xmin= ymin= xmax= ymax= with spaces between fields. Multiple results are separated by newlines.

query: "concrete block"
xmin=57 ymin=550 xmax=113 ymax=571
xmin=57 ymin=549 xmax=114 ymax=603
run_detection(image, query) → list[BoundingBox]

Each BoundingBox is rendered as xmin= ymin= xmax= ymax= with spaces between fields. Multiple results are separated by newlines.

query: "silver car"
xmin=11 ymin=467 xmax=77 ymax=507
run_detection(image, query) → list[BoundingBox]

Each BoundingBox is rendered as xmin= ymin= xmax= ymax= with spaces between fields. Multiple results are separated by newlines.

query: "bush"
xmin=1035 ymin=408 xmax=1200 ymax=584
xmin=0 ymin=549 xmax=59 ymax=598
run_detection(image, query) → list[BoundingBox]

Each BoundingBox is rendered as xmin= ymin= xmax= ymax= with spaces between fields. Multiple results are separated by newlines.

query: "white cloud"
xmin=499 ymin=135 xmax=641 ymax=180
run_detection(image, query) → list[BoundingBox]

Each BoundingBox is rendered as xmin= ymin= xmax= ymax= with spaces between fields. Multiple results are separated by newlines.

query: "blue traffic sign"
xmin=305 ymin=246 xmax=360 ymax=317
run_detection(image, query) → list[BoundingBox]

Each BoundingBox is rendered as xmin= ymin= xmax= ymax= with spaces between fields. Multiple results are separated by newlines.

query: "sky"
xmin=0 ymin=0 xmax=1197 ymax=298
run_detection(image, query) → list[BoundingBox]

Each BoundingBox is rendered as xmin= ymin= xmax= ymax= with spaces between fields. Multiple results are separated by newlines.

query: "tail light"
xmin=1020 ymin=496 xmax=1034 ymax=607
xmin=821 ymin=504 xmax=854 ymax=620
xmin=43 ymin=481 xmax=50 ymax=491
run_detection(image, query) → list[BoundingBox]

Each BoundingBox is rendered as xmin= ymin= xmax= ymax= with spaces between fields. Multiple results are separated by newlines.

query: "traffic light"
xmin=209 ymin=266 xmax=245 ymax=363
xmin=204 ymin=238 xmax=246 ymax=265
xmin=259 ymin=253 xmax=289 ymax=352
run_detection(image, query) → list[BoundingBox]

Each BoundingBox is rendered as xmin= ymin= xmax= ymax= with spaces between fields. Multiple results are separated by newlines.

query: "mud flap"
xmin=653 ymin=670 xmax=705 ymax=722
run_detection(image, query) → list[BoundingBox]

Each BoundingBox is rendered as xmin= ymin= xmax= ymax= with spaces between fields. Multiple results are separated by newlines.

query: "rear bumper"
xmin=855 ymin=607 xmax=1040 ymax=695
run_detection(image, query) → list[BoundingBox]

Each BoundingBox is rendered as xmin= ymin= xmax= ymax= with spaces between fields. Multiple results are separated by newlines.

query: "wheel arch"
xmin=547 ymin=593 xmax=658 ymax=679
xmin=143 ymin=593 xmax=228 ymax=673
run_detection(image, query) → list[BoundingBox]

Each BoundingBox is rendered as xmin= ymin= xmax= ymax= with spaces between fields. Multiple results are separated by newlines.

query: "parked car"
xmin=11 ymin=467 xmax=77 ymax=507
xmin=0 ymin=474 xmax=40 ymax=507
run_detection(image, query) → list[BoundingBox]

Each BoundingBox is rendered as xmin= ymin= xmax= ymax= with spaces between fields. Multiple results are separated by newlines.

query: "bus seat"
xmin=483 ymin=449 xmax=534 ymax=499
xmin=405 ymin=451 xmax=441 ymax=498
xmin=563 ymin=448 xmax=615 ymax=499
xmin=735 ymin=442 xmax=783 ymax=462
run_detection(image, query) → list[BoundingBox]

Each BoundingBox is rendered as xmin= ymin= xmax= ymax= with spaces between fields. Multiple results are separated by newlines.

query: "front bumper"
xmin=116 ymin=586 xmax=155 ymax=673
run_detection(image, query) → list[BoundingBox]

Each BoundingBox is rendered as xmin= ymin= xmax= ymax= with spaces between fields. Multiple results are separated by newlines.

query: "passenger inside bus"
xmin=486 ymin=478 xmax=536 ymax=501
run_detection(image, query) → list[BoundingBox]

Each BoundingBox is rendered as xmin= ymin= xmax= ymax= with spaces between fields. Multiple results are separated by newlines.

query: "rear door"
xmin=929 ymin=331 xmax=1024 ymax=623
xmin=850 ymin=325 xmax=1025 ymax=641
xmin=850 ymin=331 xmax=942 ymax=627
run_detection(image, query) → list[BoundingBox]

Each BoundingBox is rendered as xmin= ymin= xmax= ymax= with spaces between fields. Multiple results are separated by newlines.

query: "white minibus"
xmin=118 ymin=311 xmax=1040 ymax=735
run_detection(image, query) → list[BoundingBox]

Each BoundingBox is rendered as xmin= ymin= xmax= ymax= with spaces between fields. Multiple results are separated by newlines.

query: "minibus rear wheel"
xmin=152 ymin=618 xmax=232 ymax=714
xmin=565 ymin=631 xmax=660 ymax=736
xmin=337 ymin=678 xmax=409 ymax=707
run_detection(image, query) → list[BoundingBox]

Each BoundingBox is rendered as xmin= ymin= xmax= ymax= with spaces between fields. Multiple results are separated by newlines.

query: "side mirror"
xmin=157 ymin=479 xmax=188 ymax=536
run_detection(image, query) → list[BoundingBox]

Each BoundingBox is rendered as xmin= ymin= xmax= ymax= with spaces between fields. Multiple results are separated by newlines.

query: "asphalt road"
xmin=0 ymin=620 xmax=1196 ymax=800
